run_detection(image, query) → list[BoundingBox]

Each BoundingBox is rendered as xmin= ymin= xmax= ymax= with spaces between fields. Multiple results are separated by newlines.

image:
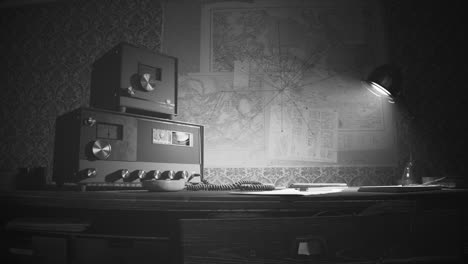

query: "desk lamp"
xmin=366 ymin=64 xmax=402 ymax=104
xmin=365 ymin=64 xmax=418 ymax=186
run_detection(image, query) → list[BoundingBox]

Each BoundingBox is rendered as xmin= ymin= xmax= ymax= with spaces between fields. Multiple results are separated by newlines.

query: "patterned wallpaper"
xmin=0 ymin=0 xmax=399 ymax=187
xmin=204 ymin=167 xmax=396 ymax=187
xmin=0 ymin=0 xmax=163 ymax=178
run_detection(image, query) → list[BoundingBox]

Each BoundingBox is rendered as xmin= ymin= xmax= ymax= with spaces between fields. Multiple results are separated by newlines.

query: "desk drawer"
xmin=180 ymin=212 xmax=461 ymax=264
xmin=72 ymin=236 xmax=170 ymax=264
xmin=3 ymin=235 xmax=67 ymax=264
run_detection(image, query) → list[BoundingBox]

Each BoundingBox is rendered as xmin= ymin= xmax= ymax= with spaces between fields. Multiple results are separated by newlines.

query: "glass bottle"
xmin=401 ymin=153 xmax=415 ymax=186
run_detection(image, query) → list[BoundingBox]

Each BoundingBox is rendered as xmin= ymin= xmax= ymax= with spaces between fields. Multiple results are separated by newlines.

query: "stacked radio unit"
xmin=53 ymin=43 xmax=203 ymax=189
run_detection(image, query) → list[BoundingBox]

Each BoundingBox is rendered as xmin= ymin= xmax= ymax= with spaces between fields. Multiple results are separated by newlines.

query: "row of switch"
xmin=79 ymin=168 xmax=191 ymax=182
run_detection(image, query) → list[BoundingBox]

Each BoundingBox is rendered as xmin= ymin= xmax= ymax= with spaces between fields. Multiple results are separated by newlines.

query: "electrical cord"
xmin=185 ymin=179 xmax=275 ymax=191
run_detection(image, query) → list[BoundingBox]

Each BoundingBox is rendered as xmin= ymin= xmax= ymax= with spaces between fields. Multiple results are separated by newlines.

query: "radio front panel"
xmin=53 ymin=107 xmax=203 ymax=187
xmin=119 ymin=46 xmax=177 ymax=110
xmin=79 ymin=110 xmax=138 ymax=162
xmin=137 ymin=119 xmax=201 ymax=164
xmin=90 ymin=42 xmax=178 ymax=117
xmin=77 ymin=160 xmax=200 ymax=184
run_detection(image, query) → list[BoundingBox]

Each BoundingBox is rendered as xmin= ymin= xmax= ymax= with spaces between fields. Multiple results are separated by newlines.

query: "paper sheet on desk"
xmin=231 ymin=187 xmax=348 ymax=196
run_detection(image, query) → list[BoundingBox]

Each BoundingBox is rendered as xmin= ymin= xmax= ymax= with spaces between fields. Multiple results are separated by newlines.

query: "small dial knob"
xmin=175 ymin=170 xmax=189 ymax=180
xmin=136 ymin=170 xmax=146 ymax=179
xmin=123 ymin=169 xmax=143 ymax=182
xmin=86 ymin=168 xmax=97 ymax=178
xmin=120 ymin=169 xmax=130 ymax=179
xmin=91 ymin=140 xmax=111 ymax=160
xmin=144 ymin=170 xmax=161 ymax=180
xmin=127 ymin=86 xmax=136 ymax=96
xmin=84 ymin=117 xmax=96 ymax=126
xmin=78 ymin=168 xmax=97 ymax=179
xmin=160 ymin=170 xmax=175 ymax=180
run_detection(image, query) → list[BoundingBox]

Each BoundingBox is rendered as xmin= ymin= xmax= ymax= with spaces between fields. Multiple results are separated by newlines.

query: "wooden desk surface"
xmin=1 ymin=187 xmax=466 ymax=212
xmin=1 ymin=188 xmax=466 ymax=264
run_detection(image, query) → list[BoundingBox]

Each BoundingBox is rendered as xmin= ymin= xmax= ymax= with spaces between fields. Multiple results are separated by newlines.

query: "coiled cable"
xmin=185 ymin=179 xmax=275 ymax=191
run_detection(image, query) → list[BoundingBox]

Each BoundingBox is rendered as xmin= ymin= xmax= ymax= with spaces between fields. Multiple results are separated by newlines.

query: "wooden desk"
xmin=1 ymin=188 xmax=467 ymax=264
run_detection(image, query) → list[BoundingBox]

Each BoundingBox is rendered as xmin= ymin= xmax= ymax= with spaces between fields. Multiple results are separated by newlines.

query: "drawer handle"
xmin=296 ymin=237 xmax=326 ymax=257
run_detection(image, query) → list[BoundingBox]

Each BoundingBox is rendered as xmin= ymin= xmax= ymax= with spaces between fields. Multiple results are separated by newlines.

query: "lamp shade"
xmin=366 ymin=64 xmax=402 ymax=103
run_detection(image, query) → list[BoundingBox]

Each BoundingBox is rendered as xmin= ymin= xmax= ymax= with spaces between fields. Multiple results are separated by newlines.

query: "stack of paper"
xmin=231 ymin=186 xmax=348 ymax=196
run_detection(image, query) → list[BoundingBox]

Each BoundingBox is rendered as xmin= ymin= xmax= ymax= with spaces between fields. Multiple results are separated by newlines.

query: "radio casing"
xmin=90 ymin=42 xmax=178 ymax=118
xmin=52 ymin=107 xmax=203 ymax=186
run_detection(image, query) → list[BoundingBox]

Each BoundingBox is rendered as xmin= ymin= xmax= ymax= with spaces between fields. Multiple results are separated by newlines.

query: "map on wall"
xmin=176 ymin=0 xmax=394 ymax=167
xmin=177 ymin=72 xmax=268 ymax=166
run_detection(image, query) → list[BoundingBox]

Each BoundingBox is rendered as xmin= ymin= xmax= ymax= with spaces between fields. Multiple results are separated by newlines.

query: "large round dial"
xmin=140 ymin=73 xmax=156 ymax=91
xmin=91 ymin=140 xmax=112 ymax=160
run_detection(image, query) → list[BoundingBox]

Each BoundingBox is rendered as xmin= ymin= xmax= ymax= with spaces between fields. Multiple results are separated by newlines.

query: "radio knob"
xmin=175 ymin=170 xmax=189 ymax=180
xmin=84 ymin=117 xmax=96 ymax=126
xmin=76 ymin=168 xmax=97 ymax=181
xmin=127 ymin=86 xmax=136 ymax=96
xmin=120 ymin=169 xmax=130 ymax=179
xmin=140 ymin=73 xmax=156 ymax=92
xmin=144 ymin=170 xmax=161 ymax=180
xmin=122 ymin=169 xmax=144 ymax=182
xmin=160 ymin=170 xmax=175 ymax=180
xmin=91 ymin=140 xmax=112 ymax=160
xmin=136 ymin=170 xmax=146 ymax=179
xmin=86 ymin=168 xmax=97 ymax=178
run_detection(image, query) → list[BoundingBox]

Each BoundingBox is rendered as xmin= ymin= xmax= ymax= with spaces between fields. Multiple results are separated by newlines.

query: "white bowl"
xmin=141 ymin=179 xmax=186 ymax=192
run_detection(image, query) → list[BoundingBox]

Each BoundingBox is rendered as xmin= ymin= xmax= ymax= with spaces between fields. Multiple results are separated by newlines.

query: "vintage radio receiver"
xmin=90 ymin=42 xmax=178 ymax=118
xmin=52 ymin=107 xmax=203 ymax=188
